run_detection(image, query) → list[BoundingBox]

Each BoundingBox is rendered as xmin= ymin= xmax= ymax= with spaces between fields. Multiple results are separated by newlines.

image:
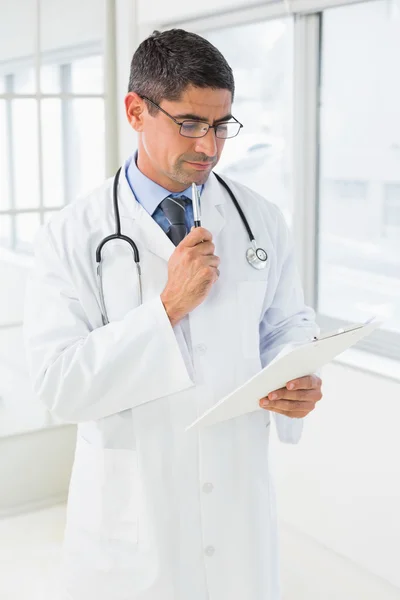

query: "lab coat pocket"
xmin=102 ymin=447 xmax=139 ymax=547
xmin=67 ymin=434 xmax=103 ymax=536
xmin=237 ymin=280 xmax=267 ymax=360
xmin=68 ymin=435 xmax=139 ymax=547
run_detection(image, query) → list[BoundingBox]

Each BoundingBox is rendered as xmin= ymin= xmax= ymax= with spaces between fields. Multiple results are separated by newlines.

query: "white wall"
xmin=0 ymin=425 xmax=76 ymax=516
xmin=273 ymin=361 xmax=400 ymax=588
xmin=0 ymin=253 xmax=45 ymax=436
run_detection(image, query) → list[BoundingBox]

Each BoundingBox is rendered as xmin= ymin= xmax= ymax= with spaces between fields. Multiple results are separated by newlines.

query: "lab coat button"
xmin=205 ymin=546 xmax=215 ymax=557
xmin=202 ymin=482 xmax=214 ymax=494
xmin=196 ymin=343 xmax=207 ymax=355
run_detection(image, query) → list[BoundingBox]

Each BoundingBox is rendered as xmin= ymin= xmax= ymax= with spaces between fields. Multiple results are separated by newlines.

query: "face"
xmin=125 ymin=85 xmax=232 ymax=192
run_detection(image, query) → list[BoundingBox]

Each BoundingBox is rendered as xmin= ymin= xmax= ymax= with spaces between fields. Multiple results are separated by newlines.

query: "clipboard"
xmin=186 ymin=317 xmax=382 ymax=430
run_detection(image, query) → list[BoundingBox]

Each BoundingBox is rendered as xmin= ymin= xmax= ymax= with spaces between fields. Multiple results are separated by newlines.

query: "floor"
xmin=0 ymin=505 xmax=65 ymax=600
xmin=1 ymin=504 xmax=400 ymax=600
xmin=279 ymin=523 xmax=400 ymax=600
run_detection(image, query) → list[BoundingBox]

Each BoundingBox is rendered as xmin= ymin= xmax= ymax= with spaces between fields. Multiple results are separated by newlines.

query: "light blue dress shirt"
xmin=125 ymin=153 xmax=203 ymax=235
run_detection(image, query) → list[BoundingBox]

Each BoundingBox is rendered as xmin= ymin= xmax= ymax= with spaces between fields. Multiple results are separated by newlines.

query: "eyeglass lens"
xmin=180 ymin=121 xmax=241 ymax=139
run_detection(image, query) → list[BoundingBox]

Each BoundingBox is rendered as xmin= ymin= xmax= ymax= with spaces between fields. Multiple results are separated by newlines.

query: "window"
xmin=0 ymin=0 xmax=105 ymax=436
xmin=203 ymin=18 xmax=294 ymax=227
xmin=318 ymin=0 xmax=400 ymax=352
xmin=0 ymin=53 xmax=105 ymax=253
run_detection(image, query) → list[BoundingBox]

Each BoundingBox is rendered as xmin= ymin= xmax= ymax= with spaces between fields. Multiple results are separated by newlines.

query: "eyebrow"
xmin=172 ymin=112 xmax=234 ymax=123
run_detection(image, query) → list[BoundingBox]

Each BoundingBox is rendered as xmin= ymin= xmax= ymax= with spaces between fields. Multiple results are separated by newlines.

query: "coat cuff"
xmin=273 ymin=412 xmax=304 ymax=444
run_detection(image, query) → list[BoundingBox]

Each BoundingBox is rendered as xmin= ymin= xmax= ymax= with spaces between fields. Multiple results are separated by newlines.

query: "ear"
xmin=124 ymin=92 xmax=146 ymax=132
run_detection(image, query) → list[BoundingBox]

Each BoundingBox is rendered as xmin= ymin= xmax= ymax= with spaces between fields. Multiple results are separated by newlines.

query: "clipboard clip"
xmin=312 ymin=316 xmax=378 ymax=342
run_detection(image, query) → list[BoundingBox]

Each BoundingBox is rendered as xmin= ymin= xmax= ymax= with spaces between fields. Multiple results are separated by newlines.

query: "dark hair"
xmin=128 ymin=29 xmax=235 ymax=115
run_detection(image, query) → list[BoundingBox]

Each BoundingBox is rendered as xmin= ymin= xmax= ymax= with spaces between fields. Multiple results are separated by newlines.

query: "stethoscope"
xmin=96 ymin=167 xmax=268 ymax=325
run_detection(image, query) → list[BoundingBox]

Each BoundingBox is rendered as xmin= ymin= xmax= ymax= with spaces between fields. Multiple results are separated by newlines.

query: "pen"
xmin=191 ymin=183 xmax=201 ymax=228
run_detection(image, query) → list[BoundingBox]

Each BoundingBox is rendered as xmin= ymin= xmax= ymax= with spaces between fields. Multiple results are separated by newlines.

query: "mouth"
xmin=185 ymin=161 xmax=213 ymax=171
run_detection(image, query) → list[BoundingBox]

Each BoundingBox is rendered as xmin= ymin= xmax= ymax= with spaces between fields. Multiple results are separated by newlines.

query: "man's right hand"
xmin=160 ymin=227 xmax=220 ymax=326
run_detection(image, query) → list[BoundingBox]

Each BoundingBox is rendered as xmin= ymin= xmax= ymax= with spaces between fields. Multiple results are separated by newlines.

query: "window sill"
xmin=0 ymin=247 xmax=33 ymax=269
xmin=334 ymin=347 xmax=400 ymax=384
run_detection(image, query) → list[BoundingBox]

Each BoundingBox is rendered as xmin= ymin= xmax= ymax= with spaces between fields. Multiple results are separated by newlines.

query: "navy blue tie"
xmin=160 ymin=195 xmax=188 ymax=246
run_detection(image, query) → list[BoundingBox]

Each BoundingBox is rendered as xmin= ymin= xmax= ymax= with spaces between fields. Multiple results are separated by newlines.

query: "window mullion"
xmin=35 ymin=0 xmax=44 ymax=225
xmin=292 ymin=13 xmax=321 ymax=308
xmin=104 ymin=0 xmax=120 ymax=176
xmin=60 ymin=64 xmax=72 ymax=205
xmin=5 ymin=74 xmax=17 ymax=250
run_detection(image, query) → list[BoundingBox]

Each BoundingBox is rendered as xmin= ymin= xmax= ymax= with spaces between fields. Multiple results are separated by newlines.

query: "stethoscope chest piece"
xmin=246 ymin=241 xmax=268 ymax=270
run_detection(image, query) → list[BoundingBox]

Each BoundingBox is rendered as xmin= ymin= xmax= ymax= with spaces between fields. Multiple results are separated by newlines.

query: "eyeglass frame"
xmin=140 ymin=95 xmax=243 ymax=139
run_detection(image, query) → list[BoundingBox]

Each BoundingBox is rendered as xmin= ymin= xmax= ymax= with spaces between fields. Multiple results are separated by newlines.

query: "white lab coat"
xmin=24 ymin=168 xmax=318 ymax=600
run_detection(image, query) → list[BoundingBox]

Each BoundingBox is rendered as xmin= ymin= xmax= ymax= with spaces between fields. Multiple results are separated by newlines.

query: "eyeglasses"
xmin=141 ymin=95 xmax=243 ymax=139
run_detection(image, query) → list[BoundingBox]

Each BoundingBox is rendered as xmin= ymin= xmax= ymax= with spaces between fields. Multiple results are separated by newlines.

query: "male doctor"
xmin=24 ymin=29 xmax=322 ymax=600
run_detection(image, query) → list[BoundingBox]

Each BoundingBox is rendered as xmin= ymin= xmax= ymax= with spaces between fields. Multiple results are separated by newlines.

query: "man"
xmin=24 ymin=29 xmax=322 ymax=600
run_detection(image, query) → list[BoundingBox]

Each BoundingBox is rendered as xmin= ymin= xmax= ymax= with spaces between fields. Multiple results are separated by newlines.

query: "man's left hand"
xmin=259 ymin=374 xmax=323 ymax=419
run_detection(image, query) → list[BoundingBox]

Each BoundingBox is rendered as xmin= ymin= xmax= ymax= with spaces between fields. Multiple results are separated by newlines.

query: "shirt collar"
xmin=125 ymin=152 xmax=203 ymax=216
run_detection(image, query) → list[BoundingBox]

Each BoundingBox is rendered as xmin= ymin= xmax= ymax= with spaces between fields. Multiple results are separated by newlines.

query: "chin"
xmin=188 ymin=166 xmax=214 ymax=185
xmin=193 ymin=170 xmax=211 ymax=185
xmin=174 ymin=165 xmax=212 ymax=187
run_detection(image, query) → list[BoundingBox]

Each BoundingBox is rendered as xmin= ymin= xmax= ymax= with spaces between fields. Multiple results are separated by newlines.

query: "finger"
xmin=191 ymin=241 xmax=215 ymax=256
xmin=268 ymin=388 xmax=321 ymax=402
xmin=197 ymin=263 xmax=220 ymax=284
xmin=259 ymin=397 xmax=316 ymax=410
xmin=206 ymin=255 xmax=221 ymax=268
xmin=210 ymin=266 xmax=220 ymax=282
xmin=269 ymin=407 xmax=308 ymax=419
xmin=262 ymin=399 xmax=316 ymax=412
xmin=286 ymin=374 xmax=320 ymax=391
xmin=267 ymin=387 xmax=286 ymax=400
xmin=258 ymin=402 xmax=308 ymax=418
xmin=183 ymin=227 xmax=212 ymax=247
xmin=259 ymin=401 xmax=311 ymax=418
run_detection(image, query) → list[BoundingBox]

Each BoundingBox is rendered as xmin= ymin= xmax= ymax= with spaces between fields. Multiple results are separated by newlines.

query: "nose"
xmin=194 ymin=127 xmax=218 ymax=159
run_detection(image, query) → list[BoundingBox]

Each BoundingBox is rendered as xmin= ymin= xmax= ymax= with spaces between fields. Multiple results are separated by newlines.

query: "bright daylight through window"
xmin=318 ymin=0 xmax=400 ymax=349
xmin=0 ymin=56 xmax=105 ymax=252
xmin=0 ymin=0 xmax=105 ymax=436
xmin=204 ymin=18 xmax=294 ymax=228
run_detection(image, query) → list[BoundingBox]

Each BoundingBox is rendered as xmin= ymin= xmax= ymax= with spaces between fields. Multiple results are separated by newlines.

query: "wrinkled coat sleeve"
xmin=24 ymin=226 xmax=194 ymax=424
xmin=259 ymin=205 xmax=319 ymax=444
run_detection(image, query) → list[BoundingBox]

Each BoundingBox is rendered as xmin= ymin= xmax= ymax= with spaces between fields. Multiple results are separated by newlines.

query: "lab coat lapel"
xmin=200 ymin=171 xmax=226 ymax=241
xmin=117 ymin=168 xmax=176 ymax=263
